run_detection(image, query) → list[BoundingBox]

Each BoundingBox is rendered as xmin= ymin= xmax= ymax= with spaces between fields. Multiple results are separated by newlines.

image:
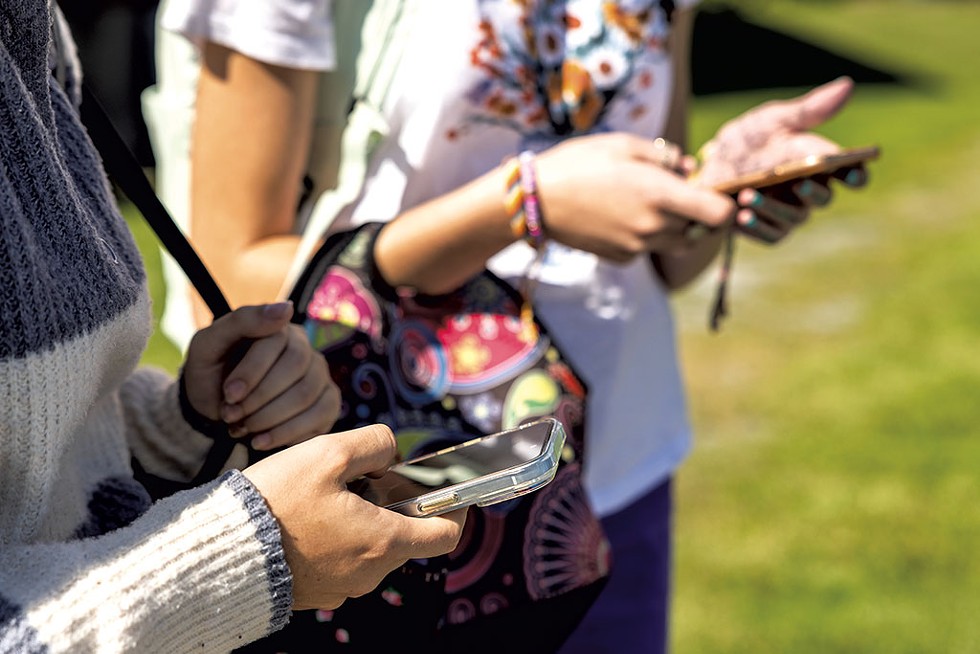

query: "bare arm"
xmin=375 ymin=6 xmax=732 ymax=297
xmin=651 ymin=6 xmax=730 ymax=291
xmin=190 ymin=43 xmax=318 ymax=323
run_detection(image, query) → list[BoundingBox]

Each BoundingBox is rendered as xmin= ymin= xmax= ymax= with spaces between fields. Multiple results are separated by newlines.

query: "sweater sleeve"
xmin=0 ymin=471 xmax=292 ymax=653
xmin=118 ymin=367 xmax=249 ymax=486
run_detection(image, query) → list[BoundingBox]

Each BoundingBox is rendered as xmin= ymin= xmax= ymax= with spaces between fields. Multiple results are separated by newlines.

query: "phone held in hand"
xmin=712 ymin=145 xmax=880 ymax=195
xmin=352 ymin=417 xmax=566 ymax=517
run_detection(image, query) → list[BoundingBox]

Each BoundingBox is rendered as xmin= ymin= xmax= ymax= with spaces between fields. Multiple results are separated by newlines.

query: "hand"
xmin=183 ymin=302 xmax=341 ymax=450
xmin=694 ymin=77 xmax=867 ymax=245
xmin=533 ymin=131 xmax=736 ymax=262
xmin=242 ymin=424 xmax=466 ymax=610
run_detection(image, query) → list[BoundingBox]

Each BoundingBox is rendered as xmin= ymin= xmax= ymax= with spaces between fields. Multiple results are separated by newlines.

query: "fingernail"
xmin=749 ymin=191 xmax=765 ymax=208
xmin=228 ymin=423 xmax=249 ymax=439
xmin=845 ymin=168 xmax=866 ymax=187
xmin=741 ymin=212 xmax=758 ymax=228
xmin=221 ymin=403 xmax=243 ymax=424
xmin=224 ymin=379 xmax=247 ymax=403
xmin=798 ymin=180 xmax=814 ymax=197
xmin=251 ymin=433 xmax=272 ymax=450
xmin=263 ymin=301 xmax=293 ymax=320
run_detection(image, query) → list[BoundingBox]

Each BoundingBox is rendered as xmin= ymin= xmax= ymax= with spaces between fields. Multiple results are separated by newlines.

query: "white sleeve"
xmin=0 ymin=472 xmax=292 ymax=653
xmin=160 ymin=0 xmax=337 ymax=71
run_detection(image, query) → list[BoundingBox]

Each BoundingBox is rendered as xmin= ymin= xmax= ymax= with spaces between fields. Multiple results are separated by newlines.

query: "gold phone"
xmin=712 ymin=145 xmax=880 ymax=195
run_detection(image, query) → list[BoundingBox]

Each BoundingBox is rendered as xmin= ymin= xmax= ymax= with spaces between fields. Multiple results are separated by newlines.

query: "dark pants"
xmin=559 ymin=478 xmax=673 ymax=654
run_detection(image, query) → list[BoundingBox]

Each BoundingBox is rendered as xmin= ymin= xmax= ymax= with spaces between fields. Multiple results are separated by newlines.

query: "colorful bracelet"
xmin=503 ymin=150 xmax=548 ymax=249
xmin=503 ymin=155 xmax=527 ymax=239
xmin=517 ymin=151 xmax=546 ymax=249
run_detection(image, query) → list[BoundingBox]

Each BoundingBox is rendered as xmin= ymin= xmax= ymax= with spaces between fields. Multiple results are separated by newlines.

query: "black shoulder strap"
xmin=79 ymin=83 xmax=232 ymax=319
xmin=79 ymin=83 xmax=240 ymax=488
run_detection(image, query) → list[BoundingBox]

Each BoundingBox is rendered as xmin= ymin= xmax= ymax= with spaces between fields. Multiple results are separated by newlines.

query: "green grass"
xmin=673 ymin=2 xmax=980 ymax=652
xmin=123 ymin=200 xmax=181 ymax=373
xmin=128 ymin=2 xmax=980 ymax=651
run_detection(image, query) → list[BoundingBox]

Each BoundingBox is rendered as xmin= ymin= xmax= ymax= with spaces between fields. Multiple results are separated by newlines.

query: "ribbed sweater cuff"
xmin=18 ymin=471 xmax=293 ymax=652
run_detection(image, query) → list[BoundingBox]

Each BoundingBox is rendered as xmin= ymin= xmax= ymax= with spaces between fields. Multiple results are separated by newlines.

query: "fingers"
xmin=219 ymin=324 xmax=340 ymax=450
xmin=832 ymin=164 xmax=869 ymax=189
xmin=188 ymin=302 xmax=295 ymax=366
xmin=792 ymin=178 xmax=833 ymax=207
xmin=387 ymin=507 xmax=467 ymax=560
xmin=660 ymin=175 xmax=737 ymax=228
xmin=775 ymin=76 xmax=854 ymax=132
xmin=634 ymin=136 xmax=685 ymax=171
xmin=735 ymin=188 xmax=808 ymax=244
xmin=232 ymin=378 xmax=340 ymax=450
xmin=327 ymin=424 xmax=400 ymax=481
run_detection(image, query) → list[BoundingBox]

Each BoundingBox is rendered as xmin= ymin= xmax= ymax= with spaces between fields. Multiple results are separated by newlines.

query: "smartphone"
xmin=711 ymin=145 xmax=880 ymax=195
xmin=352 ymin=417 xmax=565 ymax=517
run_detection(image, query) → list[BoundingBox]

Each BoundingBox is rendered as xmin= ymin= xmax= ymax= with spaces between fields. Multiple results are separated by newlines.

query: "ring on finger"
xmin=652 ymin=137 xmax=682 ymax=171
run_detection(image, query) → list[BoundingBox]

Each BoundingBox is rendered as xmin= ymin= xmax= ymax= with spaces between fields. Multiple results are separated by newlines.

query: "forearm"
xmin=653 ymin=5 xmax=715 ymax=290
xmin=190 ymin=43 xmax=316 ymax=315
xmin=374 ymin=161 xmax=521 ymax=295
xmin=0 ymin=472 xmax=290 ymax=653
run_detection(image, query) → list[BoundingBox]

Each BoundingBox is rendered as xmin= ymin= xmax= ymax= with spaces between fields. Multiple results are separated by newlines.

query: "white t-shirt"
xmin=162 ymin=0 xmax=698 ymax=517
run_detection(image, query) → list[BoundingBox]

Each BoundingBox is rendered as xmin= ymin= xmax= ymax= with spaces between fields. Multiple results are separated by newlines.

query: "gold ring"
xmin=652 ymin=137 xmax=682 ymax=171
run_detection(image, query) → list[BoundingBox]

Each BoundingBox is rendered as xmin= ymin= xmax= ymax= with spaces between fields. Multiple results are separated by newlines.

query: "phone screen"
xmin=355 ymin=420 xmax=555 ymax=507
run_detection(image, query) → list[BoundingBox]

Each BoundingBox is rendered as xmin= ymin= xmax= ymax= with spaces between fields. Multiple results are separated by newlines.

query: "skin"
xmin=186 ymin=8 xmax=863 ymax=312
xmin=183 ymin=304 xmax=466 ymax=610
xmin=178 ymin=0 xmax=869 ymax=619
xmin=190 ymin=43 xmax=318 ymax=322
xmin=182 ymin=301 xmax=340 ymax=450
xmin=241 ymin=424 xmax=466 ymax=610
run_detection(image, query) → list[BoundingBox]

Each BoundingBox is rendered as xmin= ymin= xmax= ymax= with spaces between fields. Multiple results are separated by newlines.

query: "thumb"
xmin=187 ymin=301 xmax=295 ymax=367
xmin=778 ymin=76 xmax=854 ymax=131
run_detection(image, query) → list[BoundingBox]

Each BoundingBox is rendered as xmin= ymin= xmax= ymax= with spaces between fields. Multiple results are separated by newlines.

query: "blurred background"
xmin=69 ymin=1 xmax=980 ymax=652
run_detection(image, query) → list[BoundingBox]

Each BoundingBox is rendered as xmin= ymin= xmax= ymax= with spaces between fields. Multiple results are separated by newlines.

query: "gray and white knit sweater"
xmin=0 ymin=3 xmax=292 ymax=651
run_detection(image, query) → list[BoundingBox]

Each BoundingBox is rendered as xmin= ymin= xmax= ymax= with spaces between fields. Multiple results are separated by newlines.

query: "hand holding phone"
xmin=351 ymin=418 xmax=565 ymax=517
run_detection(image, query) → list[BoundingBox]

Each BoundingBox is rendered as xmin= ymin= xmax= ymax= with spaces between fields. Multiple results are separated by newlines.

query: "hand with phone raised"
xmin=692 ymin=76 xmax=875 ymax=244
xmin=242 ymin=424 xmax=466 ymax=611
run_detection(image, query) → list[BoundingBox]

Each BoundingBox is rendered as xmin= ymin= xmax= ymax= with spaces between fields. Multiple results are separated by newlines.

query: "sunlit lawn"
xmin=125 ymin=2 xmax=980 ymax=651
xmin=673 ymin=2 xmax=980 ymax=652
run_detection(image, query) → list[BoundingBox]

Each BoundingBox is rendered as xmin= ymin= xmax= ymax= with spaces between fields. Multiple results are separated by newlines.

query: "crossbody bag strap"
xmin=80 ymin=84 xmax=231 ymax=319
xmin=79 ymin=83 xmax=240 ymax=487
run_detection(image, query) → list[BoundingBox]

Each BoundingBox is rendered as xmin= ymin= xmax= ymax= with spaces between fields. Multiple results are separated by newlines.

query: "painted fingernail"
xmin=228 ymin=423 xmax=249 ymax=439
xmin=845 ymin=168 xmax=866 ymax=187
xmin=263 ymin=301 xmax=293 ymax=320
xmin=224 ymin=379 xmax=247 ymax=403
xmin=251 ymin=433 xmax=272 ymax=450
xmin=798 ymin=180 xmax=814 ymax=197
xmin=741 ymin=213 xmax=758 ymax=228
xmin=749 ymin=191 xmax=765 ymax=207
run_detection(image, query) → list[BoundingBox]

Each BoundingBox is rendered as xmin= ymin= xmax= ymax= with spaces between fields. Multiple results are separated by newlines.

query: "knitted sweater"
xmin=0 ymin=3 xmax=292 ymax=651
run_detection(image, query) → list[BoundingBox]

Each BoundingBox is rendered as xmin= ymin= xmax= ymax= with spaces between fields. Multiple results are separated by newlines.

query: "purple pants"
xmin=558 ymin=478 xmax=673 ymax=654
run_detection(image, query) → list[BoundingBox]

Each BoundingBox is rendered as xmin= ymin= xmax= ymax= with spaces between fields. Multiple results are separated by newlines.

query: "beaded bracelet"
xmin=503 ymin=150 xmax=548 ymax=249
xmin=503 ymin=155 xmax=527 ymax=239
xmin=517 ymin=151 xmax=546 ymax=249
xmin=501 ymin=151 xmax=551 ymax=341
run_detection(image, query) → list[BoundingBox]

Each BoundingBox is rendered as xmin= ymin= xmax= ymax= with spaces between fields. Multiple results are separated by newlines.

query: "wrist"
xmin=178 ymin=371 xmax=230 ymax=440
xmin=501 ymin=150 xmax=548 ymax=250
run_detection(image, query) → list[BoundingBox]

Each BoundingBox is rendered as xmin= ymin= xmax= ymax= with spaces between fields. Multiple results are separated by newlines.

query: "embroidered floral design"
xmin=450 ymin=0 xmax=676 ymax=141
